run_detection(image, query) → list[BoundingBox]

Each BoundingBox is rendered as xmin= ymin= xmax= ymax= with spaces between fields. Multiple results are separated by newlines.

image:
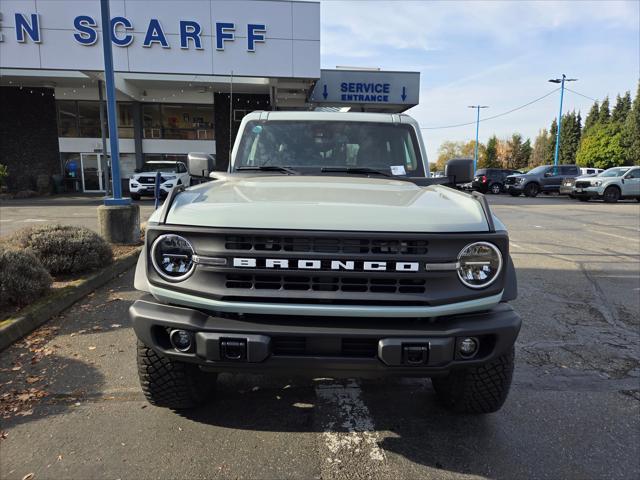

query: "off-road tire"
xmin=603 ymin=186 xmax=620 ymax=203
xmin=524 ymin=183 xmax=539 ymax=197
xmin=130 ymin=193 xmax=141 ymax=201
xmin=431 ymin=347 xmax=515 ymax=414
xmin=137 ymin=340 xmax=216 ymax=409
xmin=490 ymin=183 xmax=502 ymax=195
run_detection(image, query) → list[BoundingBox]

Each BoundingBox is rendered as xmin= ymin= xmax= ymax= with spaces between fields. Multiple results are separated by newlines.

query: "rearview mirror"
xmin=187 ymin=152 xmax=216 ymax=178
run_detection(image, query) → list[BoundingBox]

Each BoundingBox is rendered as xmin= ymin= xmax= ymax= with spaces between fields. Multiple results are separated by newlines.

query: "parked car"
xmin=472 ymin=168 xmax=522 ymax=194
xmin=580 ymin=167 xmax=604 ymax=176
xmin=505 ymin=164 xmax=580 ymax=197
xmin=129 ymin=161 xmax=191 ymax=200
xmin=573 ymin=166 xmax=640 ymax=203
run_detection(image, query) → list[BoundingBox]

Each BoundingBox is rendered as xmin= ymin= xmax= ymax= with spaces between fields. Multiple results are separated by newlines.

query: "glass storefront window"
xmin=77 ymin=101 xmax=102 ymax=137
xmin=142 ymin=104 xmax=162 ymax=138
xmin=118 ymin=103 xmax=134 ymax=139
xmin=142 ymin=103 xmax=214 ymax=140
xmin=57 ymin=101 xmax=79 ymax=137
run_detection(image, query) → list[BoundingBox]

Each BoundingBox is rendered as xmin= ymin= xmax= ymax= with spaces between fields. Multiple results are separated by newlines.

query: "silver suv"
xmin=573 ymin=166 xmax=640 ymax=203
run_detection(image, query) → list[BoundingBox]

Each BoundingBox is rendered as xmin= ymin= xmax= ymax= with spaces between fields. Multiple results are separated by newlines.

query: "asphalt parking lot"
xmin=1 ymin=194 xmax=639 ymax=480
xmin=0 ymin=196 xmax=156 ymax=237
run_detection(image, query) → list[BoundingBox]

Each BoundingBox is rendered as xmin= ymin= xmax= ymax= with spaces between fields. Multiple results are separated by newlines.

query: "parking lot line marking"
xmin=590 ymin=229 xmax=640 ymax=243
xmin=315 ymin=380 xmax=386 ymax=475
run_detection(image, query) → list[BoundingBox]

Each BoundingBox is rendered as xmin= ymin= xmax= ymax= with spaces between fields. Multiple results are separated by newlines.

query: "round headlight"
xmin=457 ymin=242 xmax=503 ymax=289
xmin=151 ymin=234 xmax=195 ymax=281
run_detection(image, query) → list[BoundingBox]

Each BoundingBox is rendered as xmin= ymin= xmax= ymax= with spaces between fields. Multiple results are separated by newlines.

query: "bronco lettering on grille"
xmin=232 ymin=258 xmax=420 ymax=272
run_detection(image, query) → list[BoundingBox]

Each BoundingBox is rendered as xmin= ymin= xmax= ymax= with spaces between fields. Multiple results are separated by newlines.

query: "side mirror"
xmin=544 ymin=171 xmax=553 ymax=177
xmin=187 ymin=152 xmax=216 ymax=178
xmin=445 ymin=158 xmax=474 ymax=184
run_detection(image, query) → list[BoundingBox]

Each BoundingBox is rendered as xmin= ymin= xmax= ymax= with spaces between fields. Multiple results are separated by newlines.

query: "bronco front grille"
xmin=224 ymin=235 xmax=428 ymax=255
xmin=225 ymin=274 xmax=427 ymax=294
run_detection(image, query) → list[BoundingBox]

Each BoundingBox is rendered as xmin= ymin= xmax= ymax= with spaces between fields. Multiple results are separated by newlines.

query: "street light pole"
xmin=468 ymin=105 xmax=489 ymax=173
xmin=548 ymin=74 xmax=577 ymax=167
xmin=100 ymin=0 xmax=129 ymax=205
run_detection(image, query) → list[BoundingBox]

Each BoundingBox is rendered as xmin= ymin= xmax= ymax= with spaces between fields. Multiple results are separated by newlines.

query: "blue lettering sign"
xmin=15 ymin=13 xmax=40 ymax=43
xmin=73 ymin=15 xmax=97 ymax=45
xmin=216 ymin=22 xmax=235 ymax=50
xmin=111 ymin=16 xmax=133 ymax=47
xmin=180 ymin=20 xmax=202 ymax=49
xmin=143 ymin=19 xmax=169 ymax=48
xmin=247 ymin=23 xmax=266 ymax=52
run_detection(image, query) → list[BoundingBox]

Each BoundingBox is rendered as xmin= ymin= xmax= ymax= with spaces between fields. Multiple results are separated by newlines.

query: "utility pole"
xmin=97 ymin=0 xmax=139 ymax=246
xmin=548 ymin=74 xmax=577 ymax=167
xmin=468 ymin=105 xmax=489 ymax=173
xmin=100 ymin=0 xmax=128 ymax=205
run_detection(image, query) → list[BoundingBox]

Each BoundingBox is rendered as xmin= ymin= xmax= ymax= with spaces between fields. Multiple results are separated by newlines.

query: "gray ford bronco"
xmin=131 ymin=111 xmax=521 ymax=414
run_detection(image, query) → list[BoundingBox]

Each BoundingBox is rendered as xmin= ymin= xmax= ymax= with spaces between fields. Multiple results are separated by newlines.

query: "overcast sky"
xmin=319 ymin=0 xmax=640 ymax=162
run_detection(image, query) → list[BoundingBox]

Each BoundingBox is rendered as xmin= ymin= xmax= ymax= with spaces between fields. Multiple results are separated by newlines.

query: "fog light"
xmin=458 ymin=337 xmax=479 ymax=358
xmin=169 ymin=329 xmax=193 ymax=352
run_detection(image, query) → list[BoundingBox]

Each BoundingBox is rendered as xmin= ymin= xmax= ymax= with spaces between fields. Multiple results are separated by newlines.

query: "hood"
xmin=156 ymin=175 xmax=490 ymax=233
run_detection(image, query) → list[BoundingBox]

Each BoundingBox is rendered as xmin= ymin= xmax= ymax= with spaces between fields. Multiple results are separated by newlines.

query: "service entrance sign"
xmin=310 ymin=69 xmax=420 ymax=109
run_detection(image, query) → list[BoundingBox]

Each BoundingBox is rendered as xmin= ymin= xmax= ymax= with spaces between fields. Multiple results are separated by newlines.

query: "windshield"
xmin=599 ymin=167 xmax=630 ymax=177
xmin=235 ymin=121 xmax=424 ymax=176
xmin=526 ymin=166 xmax=550 ymax=175
xmin=141 ymin=162 xmax=179 ymax=173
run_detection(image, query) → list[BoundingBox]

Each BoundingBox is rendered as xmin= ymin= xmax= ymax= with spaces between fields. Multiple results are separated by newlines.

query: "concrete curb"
xmin=0 ymin=247 xmax=141 ymax=352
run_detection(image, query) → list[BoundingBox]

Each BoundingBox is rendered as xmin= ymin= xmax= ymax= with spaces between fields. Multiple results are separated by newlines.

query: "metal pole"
xmin=98 ymin=80 xmax=111 ymax=196
xmin=100 ymin=0 xmax=129 ymax=205
xmin=552 ymin=74 xmax=566 ymax=167
xmin=474 ymin=106 xmax=480 ymax=173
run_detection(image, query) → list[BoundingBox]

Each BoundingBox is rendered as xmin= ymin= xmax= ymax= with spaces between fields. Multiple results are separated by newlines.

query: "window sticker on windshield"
xmin=252 ymin=125 xmax=262 ymax=134
xmin=390 ymin=165 xmax=406 ymax=176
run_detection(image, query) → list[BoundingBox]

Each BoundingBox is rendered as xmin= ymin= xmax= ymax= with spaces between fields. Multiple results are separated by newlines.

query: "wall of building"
xmin=0 ymin=87 xmax=60 ymax=191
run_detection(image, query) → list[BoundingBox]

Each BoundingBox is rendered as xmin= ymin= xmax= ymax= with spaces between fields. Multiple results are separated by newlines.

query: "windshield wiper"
xmin=236 ymin=166 xmax=299 ymax=175
xmin=320 ymin=167 xmax=390 ymax=177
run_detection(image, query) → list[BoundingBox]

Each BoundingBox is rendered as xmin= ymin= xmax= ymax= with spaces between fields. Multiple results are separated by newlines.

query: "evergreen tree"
xmin=598 ymin=97 xmax=610 ymax=124
xmin=481 ymin=135 xmax=499 ymax=168
xmin=559 ymin=111 xmax=582 ymax=164
xmin=611 ymin=92 xmax=632 ymax=125
xmin=583 ymin=102 xmax=599 ymax=132
xmin=620 ymin=82 xmax=640 ymax=165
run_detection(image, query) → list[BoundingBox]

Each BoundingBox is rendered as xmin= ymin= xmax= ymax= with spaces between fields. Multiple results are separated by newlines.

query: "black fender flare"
xmin=501 ymin=255 xmax=518 ymax=301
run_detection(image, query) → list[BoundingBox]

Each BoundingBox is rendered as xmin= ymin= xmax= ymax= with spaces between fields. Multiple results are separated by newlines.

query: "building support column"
xmin=132 ymin=101 xmax=144 ymax=169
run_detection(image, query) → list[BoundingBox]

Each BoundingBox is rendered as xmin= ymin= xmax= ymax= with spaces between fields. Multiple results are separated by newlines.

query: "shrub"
xmin=8 ymin=224 xmax=113 ymax=275
xmin=0 ymin=246 xmax=52 ymax=307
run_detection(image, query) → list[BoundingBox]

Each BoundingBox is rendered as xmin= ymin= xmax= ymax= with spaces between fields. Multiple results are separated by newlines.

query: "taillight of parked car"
xmin=481 ymin=175 xmax=487 ymax=183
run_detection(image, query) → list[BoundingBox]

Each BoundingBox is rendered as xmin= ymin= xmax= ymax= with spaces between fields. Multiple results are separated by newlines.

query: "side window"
xmin=625 ymin=169 xmax=640 ymax=179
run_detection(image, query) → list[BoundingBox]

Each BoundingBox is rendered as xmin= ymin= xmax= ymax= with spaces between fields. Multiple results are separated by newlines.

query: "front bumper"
xmin=130 ymin=296 xmax=521 ymax=377
xmin=129 ymin=183 xmax=173 ymax=196
xmin=573 ymin=186 xmax=602 ymax=198
xmin=506 ymin=183 xmax=524 ymax=193
xmin=559 ymin=185 xmax=574 ymax=195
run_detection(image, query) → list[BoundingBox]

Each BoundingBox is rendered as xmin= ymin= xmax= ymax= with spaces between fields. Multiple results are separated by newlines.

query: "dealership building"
xmin=0 ymin=0 xmax=419 ymax=193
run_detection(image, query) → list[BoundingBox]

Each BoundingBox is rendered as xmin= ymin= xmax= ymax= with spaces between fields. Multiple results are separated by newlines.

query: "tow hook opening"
xmin=402 ymin=344 xmax=429 ymax=365
xmin=220 ymin=338 xmax=248 ymax=361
